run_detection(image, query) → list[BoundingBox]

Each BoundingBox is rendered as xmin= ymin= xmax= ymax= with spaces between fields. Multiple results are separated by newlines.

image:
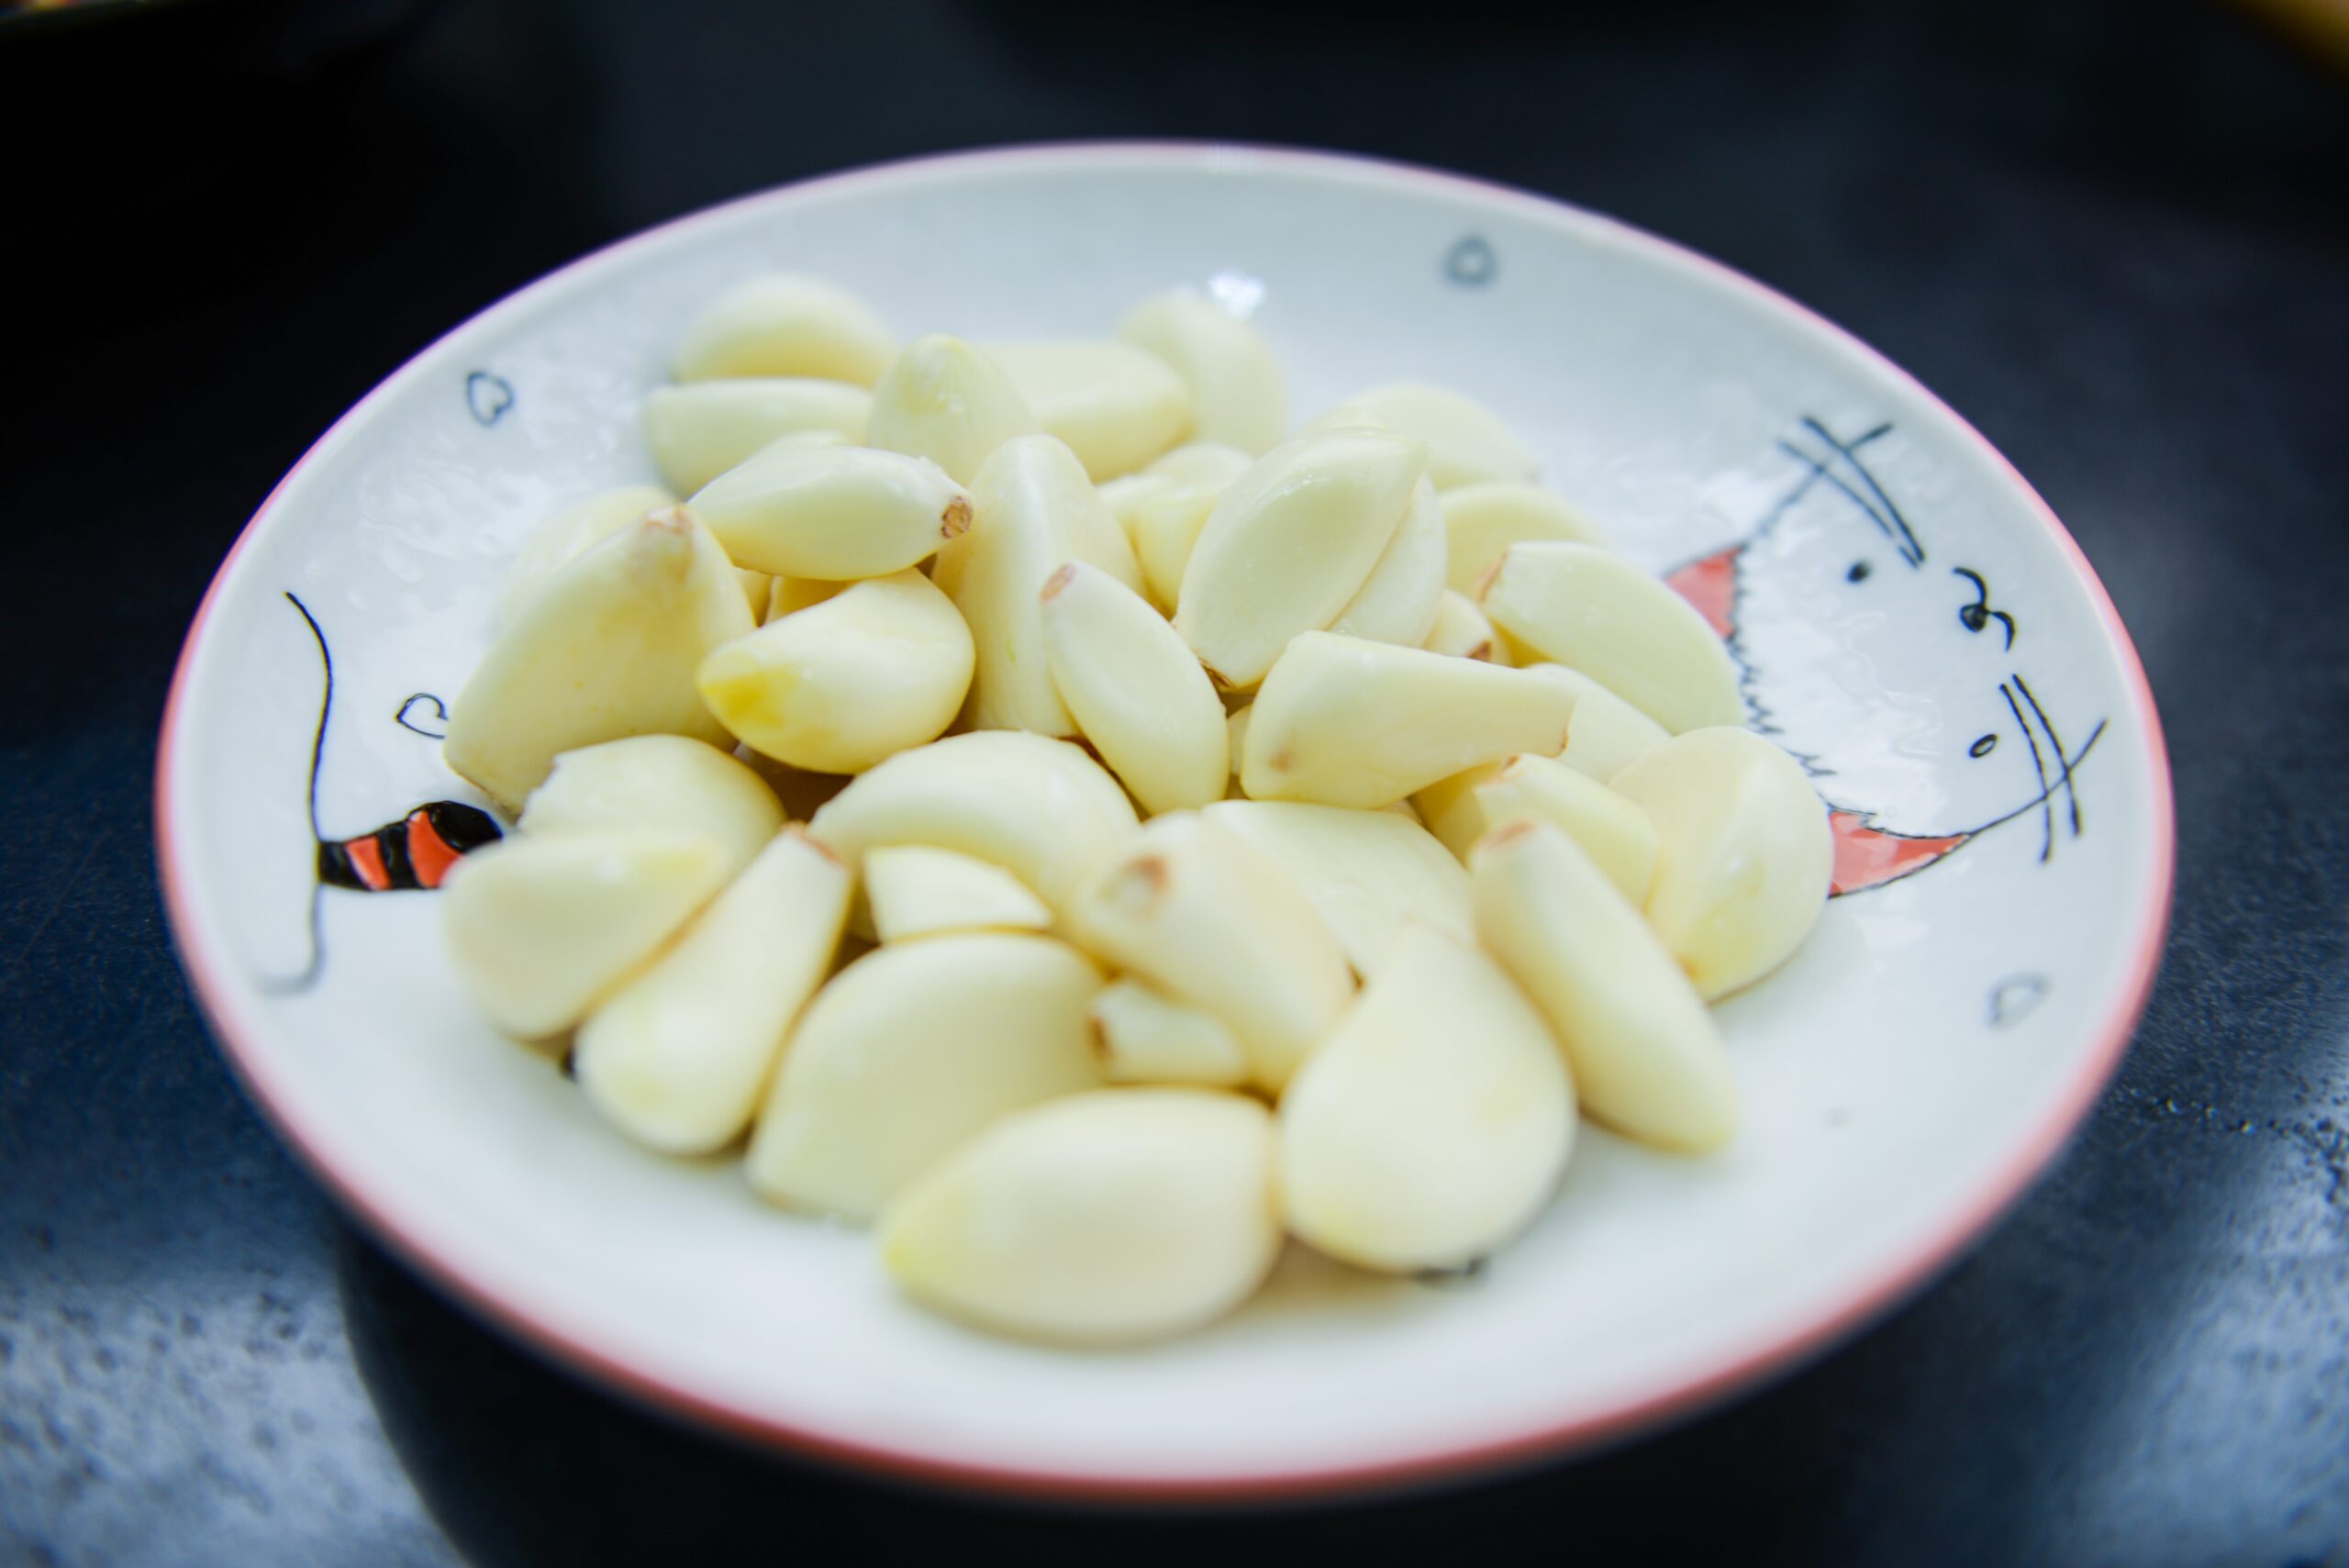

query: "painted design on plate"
xmin=465 ymin=370 xmax=515 ymax=427
xmin=260 ymin=593 xmax=501 ymax=995
xmin=1443 ymin=234 xmax=1497 ymax=288
xmin=395 ymin=692 xmax=451 ymax=739
xmin=1666 ymin=417 xmax=2108 ymax=896
xmin=1987 ymin=973 xmax=2050 ymax=1028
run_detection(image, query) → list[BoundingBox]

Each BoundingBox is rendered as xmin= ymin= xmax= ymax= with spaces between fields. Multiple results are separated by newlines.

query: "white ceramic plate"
xmin=158 ymin=144 xmax=2172 ymax=1501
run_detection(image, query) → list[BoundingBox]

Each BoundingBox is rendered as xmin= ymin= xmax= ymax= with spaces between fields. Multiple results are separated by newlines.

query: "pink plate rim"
xmin=153 ymin=139 xmax=2176 ymax=1505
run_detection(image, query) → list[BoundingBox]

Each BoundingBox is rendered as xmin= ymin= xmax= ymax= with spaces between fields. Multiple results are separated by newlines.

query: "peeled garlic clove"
xmin=1200 ymin=799 xmax=1473 ymax=974
xmin=444 ymin=508 xmax=755 ymax=812
xmin=985 ymin=340 xmax=1194 ymax=481
xmin=697 ymin=569 xmax=974 ymax=775
xmin=1472 ymin=819 xmax=1737 ymax=1152
xmin=1174 ymin=429 xmax=1425 ymax=688
xmin=1519 ymin=663 xmax=1672 ymax=780
xmin=519 ymin=734 xmax=782 ymax=878
xmin=1126 ymin=483 xmax=1220 ymax=614
xmin=1040 ymin=562 xmax=1227 ymax=814
xmin=763 ymin=574 xmax=845 ymax=623
xmin=1328 ymin=383 xmax=1539 ymax=490
xmin=1279 ymin=924 xmax=1574 ymax=1273
xmin=1145 ymin=441 xmax=1254 ymax=489
xmin=574 ymin=828 xmax=850 ymax=1153
xmin=1117 ymin=292 xmax=1286 ymax=455
xmin=500 ymin=485 xmax=676 ymax=626
xmin=1223 ymin=705 xmax=1251 ymax=795
xmin=1068 ymin=812 xmax=1353 ymax=1093
xmin=441 ymin=828 xmax=729 ymax=1040
xmin=940 ymin=433 xmax=1144 ymax=735
xmin=734 ymin=568 xmax=772 ymax=616
xmin=880 ymin=1088 xmax=1279 ymax=1345
xmin=1328 ymin=477 xmax=1446 ymax=647
xmin=687 ymin=445 xmax=971 ymax=580
xmin=671 ymin=273 xmax=896 ymax=386
xmin=1608 ymin=727 xmax=1831 ymax=999
xmin=1409 ymin=761 xmax=1502 ymax=854
xmin=1480 ymin=543 xmax=1742 ymax=734
xmin=865 ymin=334 xmax=1040 ymax=484
xmin=1439 ymin=482 xmax=1609 ymax=594
xmin=864 ymin=844 xmax=1052 ymax=941
xmin=643 ymin=380 xmax=872 ymax=495
xmin=746 ymin=932 xmax=1104 ymax=1221
xmin=1099 ymin=448 xmax=1254 ymax=610
xmin=1421 ymin=588 xmax=1507 ymax=662
xmin=1087 ymin=980 xmax=1251 ymax=1087
xmin=807 ymin=730 xmax=1140 ymax=918
xmin=1439 ymin=752 xmax=1660 ymax=903
xmin=1241 ymin=632 xmax=1576 ymax=809
xmin=1097 ymin=472 xmax=1174 ymax=544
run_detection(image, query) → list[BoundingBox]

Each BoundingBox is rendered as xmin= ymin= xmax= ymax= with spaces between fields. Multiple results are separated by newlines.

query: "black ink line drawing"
xmin=1954 ymin=567 xmax=2018 ymax=650
xmin=466 ymin=371 xmax=515 ymax=427
xmin=258 ymin=594 xmax=501 ymax=996
xmin=1664 ymin=417 xmax=2109 ymax=895
xmin=395 ymin=693 xmax=450 ymax=739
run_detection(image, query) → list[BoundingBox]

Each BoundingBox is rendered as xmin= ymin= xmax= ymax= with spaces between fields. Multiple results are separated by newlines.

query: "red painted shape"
xmin=1830 ymin=810 xmax=1970 ymax=895
xmin=342 ymin=834 xmax=392 ymax=892
xmin=1665 ymin=544 xmax=1742 ymax=638
xmin=405 ymin=809 xmax=462 ymax=889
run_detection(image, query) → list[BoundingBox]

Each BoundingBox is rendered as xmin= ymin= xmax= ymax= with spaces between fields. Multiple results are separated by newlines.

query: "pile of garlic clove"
xmin=434 ymin=273 xmax=1833 ymax=1346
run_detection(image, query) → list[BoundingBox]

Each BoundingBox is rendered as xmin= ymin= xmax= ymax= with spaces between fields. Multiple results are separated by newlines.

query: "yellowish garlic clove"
xmin=441 ymin=828 xmax=731 ymax=1041
xmin=879 ymin=1089 xmax=1280 ymax=1344
xmin=1086 ymin=980 xmax=1252 ymax=1087
xmin=1420 ymin=588 xmax=1508 ymax=663
xmin=1608 ymin=727 xmax=1832 ymax=1000
xmin=500 ymin=485 xmax=677 ymax=627
xmin=984 ymin=340 xmax=1194 ymax=480
xmin=807 ymin=730 xmax=1140 ymax=919
xmin=763 ymin=574 xmax=846 ymax=623
xmin=573 ymin=828 xmax=851 ymax=1154
xmin=1518 ymin=662 xmax=1673 ymax=780
xmin=518 ymin=734 xmax=782 ymax=878
xmin=1439 ymin=482 xmax=1609 ymax=594
xmin=1067 ymin=811 xmax=1353 ymax=1093
xmin=1471 ymin=819 xmax=1738 ymax=1153
xmin=1278 ymin=923 xmax=1574 ymax=1272
xmin=687 ymin=444 xmax=971 ymax=581
xmin=1479 ymin=542 xmax=1743 ymax=734
xmin=864 ymin=334 xmax=1040 ymax=484
xmin=642 ymin=379 xmax=871 ymax=494
xmin=697 ymin=569 xmax=974 ymax=775
xmin=671 ymin=273 xmax=896 ymax=386
xmin=745 ymin=932 xmax=1105 ymax=1221
xmin=939 ymin=433 xmax=1143 ymax=735
xmin=1173 ymin=428 xmax=1425 ymax=689
xmin=1324 ymin=383 xmax=1539 ymax=490
xmin=1144 ymin=441 xmax=1255 ymax=488
xmin=1327 ymin=477 xmax=1447 ymax=648
xmin=1117 ymin=292 xmax=1286 ymax=455
xmin=444 ymin=507 xmax=755 ymax=813
xmin=1040 ymin=561 xmax=1228 ymax=815
xmin=1478 ymin=753 xmax=1659 ymax=903
xmin=1239 ymin=632 xmax=1576 ymax=809
xmin=1200 ymin=798 xmax=1473 ymax=975
xmin=863 ymin=844 xmax=1053 ymax=942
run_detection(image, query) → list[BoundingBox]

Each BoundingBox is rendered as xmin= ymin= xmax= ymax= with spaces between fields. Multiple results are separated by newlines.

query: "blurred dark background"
xmin=3 ymin=2 xmax=2346 ymax=1564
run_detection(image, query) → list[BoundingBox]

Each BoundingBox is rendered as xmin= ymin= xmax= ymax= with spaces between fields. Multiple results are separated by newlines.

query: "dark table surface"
xmin=5 ymin=1 xmax=2347 ymax=1563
